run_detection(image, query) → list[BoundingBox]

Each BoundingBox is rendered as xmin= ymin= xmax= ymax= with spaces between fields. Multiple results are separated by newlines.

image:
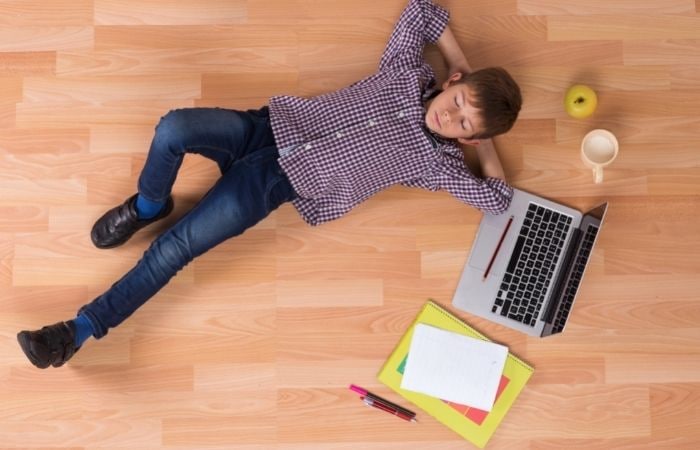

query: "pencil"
xmin=483 ymin=215 xmax=513 ymax=280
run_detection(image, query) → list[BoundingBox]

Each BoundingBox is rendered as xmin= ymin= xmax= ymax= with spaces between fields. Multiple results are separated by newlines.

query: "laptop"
xmin=452 ymin=188 xmax=608 ymax=337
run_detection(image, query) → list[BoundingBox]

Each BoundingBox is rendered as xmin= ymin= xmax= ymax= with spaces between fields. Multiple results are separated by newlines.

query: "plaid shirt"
xmin=269 ymin=0 xmax=513 ymax=226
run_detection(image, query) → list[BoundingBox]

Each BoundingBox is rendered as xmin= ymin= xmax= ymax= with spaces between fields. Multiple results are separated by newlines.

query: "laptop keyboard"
xmin=551 ymin=224 xmax=599 ymax=333
xmin=491 ymin=203 xmax=573 ymax=327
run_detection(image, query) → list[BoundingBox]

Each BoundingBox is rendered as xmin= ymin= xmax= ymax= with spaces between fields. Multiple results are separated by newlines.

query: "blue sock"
xmin=73 ymin=313 xmax=96 ymax=348
xmin=135 ymin=194 xmax=166 ymax=220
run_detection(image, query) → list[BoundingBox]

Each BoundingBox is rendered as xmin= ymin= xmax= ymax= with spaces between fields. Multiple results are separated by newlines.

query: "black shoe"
xmin=17 ymin=321 xmax=79 ymax=369
xmin=91 ymin=194 xmax=174 ymax=249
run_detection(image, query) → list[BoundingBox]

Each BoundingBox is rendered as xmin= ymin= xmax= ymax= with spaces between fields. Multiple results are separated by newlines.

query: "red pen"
xmin=362 ymin=396 xmax=417 ymax=422
xmin=349 ymin=384 xmax=416 ymax=418
xmin=350 ymin=384 xmax=416 ymax=422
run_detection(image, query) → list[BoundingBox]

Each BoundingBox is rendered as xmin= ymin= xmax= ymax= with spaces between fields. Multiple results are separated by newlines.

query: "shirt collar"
xmin=422 ymin=126 xmax=456 ymax=149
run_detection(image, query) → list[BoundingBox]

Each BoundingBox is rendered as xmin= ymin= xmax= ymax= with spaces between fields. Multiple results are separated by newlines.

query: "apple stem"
xmin=575 ymin=97 xmax=585 ymax=104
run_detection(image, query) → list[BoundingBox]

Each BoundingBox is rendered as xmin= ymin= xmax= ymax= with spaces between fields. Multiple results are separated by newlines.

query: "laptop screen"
xmin=542 ymin=203 xmax=608 ymax=336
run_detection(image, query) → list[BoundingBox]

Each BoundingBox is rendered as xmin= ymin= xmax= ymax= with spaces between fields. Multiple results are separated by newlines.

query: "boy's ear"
xmin=442 ymin=71 xmax=463 ymax=89
xmin=458 ymin=137 xmax=481 ymax=146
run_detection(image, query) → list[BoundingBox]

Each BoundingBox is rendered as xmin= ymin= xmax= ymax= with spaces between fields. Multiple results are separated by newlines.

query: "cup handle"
xmin=593 ymin=166 xmax=603 ymax=184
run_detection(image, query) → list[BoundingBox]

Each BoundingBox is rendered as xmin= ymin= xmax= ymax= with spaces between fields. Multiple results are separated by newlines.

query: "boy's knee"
xmin=148 ymin=230 xmax=194 ymax=277
xmin=153 ymin=109 xmax=191 ymax=149
xmin=156 ymin=109 xmax=188 ymax=134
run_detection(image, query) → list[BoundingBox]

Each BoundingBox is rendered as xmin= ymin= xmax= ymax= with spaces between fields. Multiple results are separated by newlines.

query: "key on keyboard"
xmin=490 ymin=203 xmax=572 ymax=327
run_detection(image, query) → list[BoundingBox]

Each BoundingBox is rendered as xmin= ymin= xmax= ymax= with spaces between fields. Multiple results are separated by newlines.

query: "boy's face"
xmin=424 ymin=72 xmax=483 ymax=146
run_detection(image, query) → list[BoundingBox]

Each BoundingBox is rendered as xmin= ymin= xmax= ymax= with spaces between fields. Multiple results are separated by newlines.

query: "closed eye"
xmin=455 ymin=97 xmax=466 ymax=130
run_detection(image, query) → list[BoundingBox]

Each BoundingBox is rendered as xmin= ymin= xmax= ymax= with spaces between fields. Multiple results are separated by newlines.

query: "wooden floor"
xmin=2 ymin=0 xmax=700 ymax=448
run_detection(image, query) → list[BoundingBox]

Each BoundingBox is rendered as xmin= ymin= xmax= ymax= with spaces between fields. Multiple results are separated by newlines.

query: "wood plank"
xmin=0 ymin=420 xmax=161 ymax=447
xmin=0 ymin=232 xmax=12 ymax=285
xmin=1 ymin=1 xmax=699 ymax=448
xmin=163 ymin=416 xmax=277 ymax=446
xmin=276 ymin=252 xmax=422 ymax=280
xmin=0 ymin=205 xmax=48 ymax=232
xmin=549 ymin=14 xmax=700 ymax=41
xmin=94 ymin=26 xmax=298 ymax=50
xmin=0 ymin=0 xmax=93 ymax=26
xmin=453 ymin=15 xmax=548 ymax=42
xmin=624 ymin=39 xmax=700 ymax=65
xmin=0 ymin=27 xmax=93 ymax=52
xmin=650 ymin=384 xmax=700 ymax=438
xmin=462 ymin=40 xmax=623 ymax=67
xmin=0 ymin=153 xmax=131 ymax=181
xmin=16 ymin=99 xmax=195 ymax=128
xmin=202 ymin=73 xmax=299 ymax=99
xmin=0 ymin=51 xmax=56 ymax=75
xmin=23 ymin=75 xmax=202 ymax=103
xmin=522 ymin=142 xmax=700 ymax=170
xmin=556 ymin=116 xmax=700 ymax=144
xmin=529 ymin=438 xmax=700 ymax=449
xmin=276 ymin=280 xmax=384 ymax=306
xmin=518 ymin=0 xmax=696 ymax=15
xmin=95 ymin=0 xmax=246 ymax=26
xmin=0 ymin=179 xmax=86 ymax=205
xmin=671 ymin=65 xmax=700 ymax=89
xmin=497 ymin=385 xmax=651 ymax=438
xmin=0 ymin=128 xmax=89 ymax=154
xmin=276 ymin=225 xmax=416 ymax=253
xmin=509 ymin=65 xmax=671 ymax=92
xmin=12 ymin=256 xmax=195 ymax=286
xmin=129 ymin=334 xmax=277 ymax=365
xmin=0 ymin=76 xmax=22 ymax=103
xmin=57 ymin=48 xmax=299 ymax=76
xmin=607 ymin=355 xmax=700 ymax=383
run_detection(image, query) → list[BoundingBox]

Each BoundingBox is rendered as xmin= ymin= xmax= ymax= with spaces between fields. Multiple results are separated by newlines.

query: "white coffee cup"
xmin=581 ymin=129 xmax=619 ymax=184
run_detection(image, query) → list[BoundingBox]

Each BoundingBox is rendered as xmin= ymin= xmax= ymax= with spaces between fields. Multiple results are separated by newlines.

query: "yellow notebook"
xmin=377 ymin=300 xmax=534 ymax=448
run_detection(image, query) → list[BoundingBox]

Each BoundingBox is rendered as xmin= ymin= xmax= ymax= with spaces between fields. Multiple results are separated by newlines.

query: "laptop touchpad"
xmin=468 ymin=223 xmax=507 ymax=276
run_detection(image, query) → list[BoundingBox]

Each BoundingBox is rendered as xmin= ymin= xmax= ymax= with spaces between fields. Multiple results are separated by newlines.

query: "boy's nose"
xmin=441 ymin=110 xmax=452 ymax=124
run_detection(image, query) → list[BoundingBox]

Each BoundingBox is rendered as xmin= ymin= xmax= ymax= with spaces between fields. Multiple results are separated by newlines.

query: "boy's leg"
xmin=91 ymin=107 xmax=274 ymax=249
xmin=138 ymin=106 xmax=274 ymax=201
xmin=18 ymin=145 xmax=296 ymax=368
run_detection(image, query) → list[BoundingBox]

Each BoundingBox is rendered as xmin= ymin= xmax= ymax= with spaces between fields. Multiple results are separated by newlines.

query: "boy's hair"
xmin=454 ymin=67 xmax=522 ymax=139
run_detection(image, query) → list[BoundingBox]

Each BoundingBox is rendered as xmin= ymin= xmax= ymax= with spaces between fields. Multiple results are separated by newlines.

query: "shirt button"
xmin=336 ymin=132 xmax=343 ymax=138
xmin=304 ymin=144 xmax=312 ymax=150
xmin=368 ymin=119 xmax=376 ymax=126
xmin=398 ymin=111 xmax=405 ymax=118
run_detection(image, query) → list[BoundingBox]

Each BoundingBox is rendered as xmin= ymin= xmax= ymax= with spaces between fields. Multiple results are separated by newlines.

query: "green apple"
xmin=564 ymin=84 xmax=597 ymax=119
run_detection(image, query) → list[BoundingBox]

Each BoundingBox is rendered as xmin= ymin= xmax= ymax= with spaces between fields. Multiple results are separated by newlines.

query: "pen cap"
xmin=349 ymin=384 xmax=368 ymax=396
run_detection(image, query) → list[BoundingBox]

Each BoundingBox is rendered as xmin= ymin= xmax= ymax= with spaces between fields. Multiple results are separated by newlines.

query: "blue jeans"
xmin=79 ymin=107 xmax=296 ymax=339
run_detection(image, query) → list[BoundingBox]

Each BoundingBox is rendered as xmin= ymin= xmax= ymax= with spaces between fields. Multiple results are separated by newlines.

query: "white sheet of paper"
xmin=400 ymin=324 xmax=508 ymax=411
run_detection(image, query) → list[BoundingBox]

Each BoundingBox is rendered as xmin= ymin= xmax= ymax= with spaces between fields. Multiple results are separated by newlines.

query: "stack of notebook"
xmin=377 ymin=300 xmax=534 ymax=448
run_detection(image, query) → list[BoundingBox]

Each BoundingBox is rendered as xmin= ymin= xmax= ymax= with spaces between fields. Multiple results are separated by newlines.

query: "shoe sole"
xmin=16 ymin=332 xmax=50 ymax=369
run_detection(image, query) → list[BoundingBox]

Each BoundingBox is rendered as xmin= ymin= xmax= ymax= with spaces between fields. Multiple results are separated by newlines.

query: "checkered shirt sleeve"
xmin=403 ymin=146 xmax=514 ymax=214
xmin=379 ymin=0 xmax=450 ymax=72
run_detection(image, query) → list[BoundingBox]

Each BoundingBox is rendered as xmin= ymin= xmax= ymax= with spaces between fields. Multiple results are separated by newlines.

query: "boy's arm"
xmin=402 ymin=147 xmax=512 ymax=214
xmin=379 ymin=0 xmax=450 ymax=73
xmin=436 ymin=24 xmax=472 ymax=75
xmin=474 ymin=138 xmax=506 ymax=180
